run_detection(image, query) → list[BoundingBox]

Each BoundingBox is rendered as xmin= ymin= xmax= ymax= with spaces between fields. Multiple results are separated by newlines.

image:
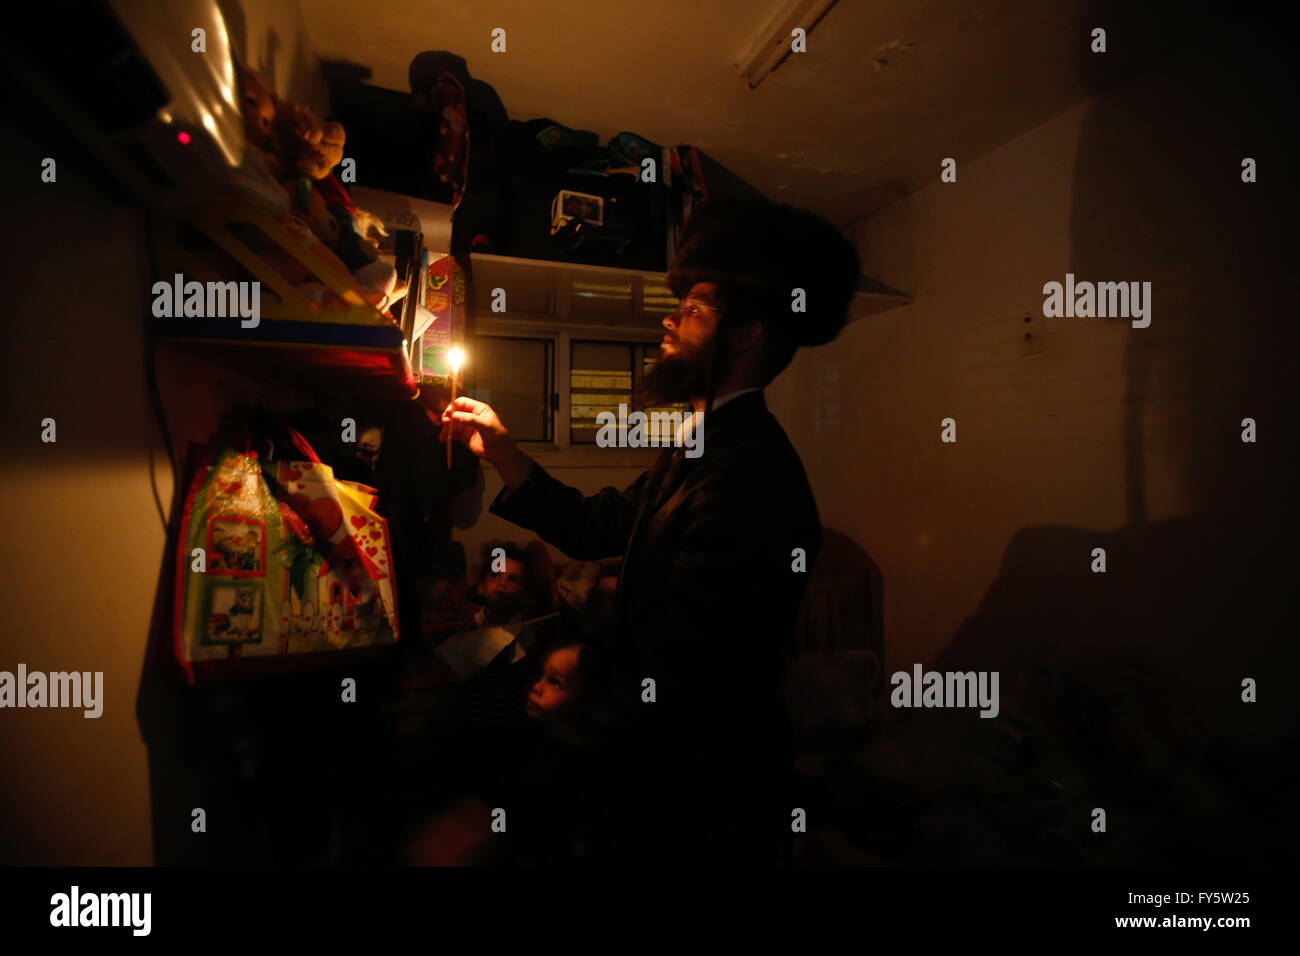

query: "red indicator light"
xmin=177 ymin=131 xmax=191 ymax=145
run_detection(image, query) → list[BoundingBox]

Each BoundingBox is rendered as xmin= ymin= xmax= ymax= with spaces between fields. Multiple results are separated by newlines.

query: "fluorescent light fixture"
xmin=736 ymin=0 xmax=839 ymax=88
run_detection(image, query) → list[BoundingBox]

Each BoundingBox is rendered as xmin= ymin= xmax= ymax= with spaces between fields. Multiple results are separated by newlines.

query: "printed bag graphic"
xmin=173 ymin=440 xmax=398 ymax=681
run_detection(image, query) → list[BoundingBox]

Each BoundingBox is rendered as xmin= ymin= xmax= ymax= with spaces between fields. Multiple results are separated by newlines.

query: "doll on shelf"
xmin=231 ymin=67 xmax=404 ymax=314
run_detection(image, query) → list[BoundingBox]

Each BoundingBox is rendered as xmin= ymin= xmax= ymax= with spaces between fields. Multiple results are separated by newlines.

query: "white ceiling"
xmin=293 ymin=0 xmax=1182 ymax=228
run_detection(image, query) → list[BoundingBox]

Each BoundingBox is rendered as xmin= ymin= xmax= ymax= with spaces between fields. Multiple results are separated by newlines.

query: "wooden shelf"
xmin=150 ymin=198 xmax=418 ymax=399
xmin=155 ymin=317 xmax=414 ymax=398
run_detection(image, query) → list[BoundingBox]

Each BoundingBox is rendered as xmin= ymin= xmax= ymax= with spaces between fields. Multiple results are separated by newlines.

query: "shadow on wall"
xmin=217 ymin=0 xmax=329 ymax=112
xmin=834 ymin=4 xmax=1300 ymax=865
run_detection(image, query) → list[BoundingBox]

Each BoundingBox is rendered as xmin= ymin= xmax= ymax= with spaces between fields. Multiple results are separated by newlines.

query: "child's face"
xmin=482 ymin=558 xmax=526 ymax=610
xmin=526 ymin=646 xmax=584 ymax=720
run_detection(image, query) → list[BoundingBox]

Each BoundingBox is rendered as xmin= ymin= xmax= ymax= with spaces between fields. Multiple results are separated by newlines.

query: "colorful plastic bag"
xmin=173 ymin=429 xmax=398 ymax=682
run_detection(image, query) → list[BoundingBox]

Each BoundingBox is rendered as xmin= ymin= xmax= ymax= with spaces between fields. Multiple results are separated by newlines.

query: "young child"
xmin=507 ymin=638 xmax=617 ymax=863
xmin=404 ymin=637 xmax=607 ymax=865
xmin=471 ymin=638 xmax=595 ymax=781
xmin=525 ymin=640 xmax=587 ymax=722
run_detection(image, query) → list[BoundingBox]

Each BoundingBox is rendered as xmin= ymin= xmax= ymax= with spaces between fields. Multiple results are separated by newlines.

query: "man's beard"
xmin=635 ymin=336 xmax=728 ymax=407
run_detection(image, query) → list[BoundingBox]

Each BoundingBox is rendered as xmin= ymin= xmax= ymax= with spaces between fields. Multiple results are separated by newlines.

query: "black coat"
xmin=491 ymin=391 xmax=821 ymax=863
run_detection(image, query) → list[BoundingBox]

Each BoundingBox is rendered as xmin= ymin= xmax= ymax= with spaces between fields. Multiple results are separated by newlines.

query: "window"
xmin=463 ymin=260 xmax=690 ymax=452
xmin=470 ymin=336 xmax=553 ymax=442
xmin=569 ymin=340 xmax=688 ymax=444
xmin=571 ymin=275 xmax=633 ymax=316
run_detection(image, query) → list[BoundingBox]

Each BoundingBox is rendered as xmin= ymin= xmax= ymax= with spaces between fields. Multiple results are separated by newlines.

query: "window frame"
xmin=468 ymin=259 xmax=677 ymax=466
xmin=467 ymin=330 xmax=665 ymax=465
xmin=567 ymin=338 xmax=673 ymax=446
xmin=466 ymin=333 xmax=555 ymax=443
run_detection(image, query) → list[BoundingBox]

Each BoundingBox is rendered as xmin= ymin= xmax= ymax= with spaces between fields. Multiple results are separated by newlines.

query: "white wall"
xmin=0 ymin=0 xmax=327 ymax=865
xmin=769 ymin=25 xmax=1299 ymax=711
xmin=0 ymin=122 xmax=160 ymax=864
xmin=218 ymin=0 xmax=330 ymax=114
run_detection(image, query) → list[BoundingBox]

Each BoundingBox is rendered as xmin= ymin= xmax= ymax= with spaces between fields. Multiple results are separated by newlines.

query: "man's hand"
xmin=439 ymin=396 xmax=509 ymax=461
xmin=440 ymin=397 xmax=535 ymax=489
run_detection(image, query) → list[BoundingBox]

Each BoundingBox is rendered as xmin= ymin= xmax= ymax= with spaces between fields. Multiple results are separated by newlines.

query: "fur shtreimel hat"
xmin=667 ymin=196 xmax=861 ymax=347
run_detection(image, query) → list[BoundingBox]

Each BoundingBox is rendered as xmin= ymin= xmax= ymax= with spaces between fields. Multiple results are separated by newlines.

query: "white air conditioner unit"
xmin=2 ymin=0 xmax=245 ymax=209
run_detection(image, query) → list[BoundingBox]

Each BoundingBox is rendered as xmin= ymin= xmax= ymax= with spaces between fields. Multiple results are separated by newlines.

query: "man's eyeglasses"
xmin=673 ymin=297 xmax=720 ymax=320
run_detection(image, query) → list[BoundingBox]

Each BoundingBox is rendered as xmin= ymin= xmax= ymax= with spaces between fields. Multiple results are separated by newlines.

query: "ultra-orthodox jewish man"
xmin=439 ymin=196 xmax=861 ymax=865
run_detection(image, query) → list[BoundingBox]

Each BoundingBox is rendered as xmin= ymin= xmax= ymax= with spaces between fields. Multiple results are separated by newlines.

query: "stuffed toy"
xmin=273 ymin=106 xmax=358 ymax=256
xmin=283 ymin=175 xmax=403 ymax=309
xmin=286 ymin=175 xmax=341 ymax=248
xmin=273 ymin=103 xmax=337 ymax=242
xmin=239 ymin=69 xmax=280 ymax=177
xmin=236 ymin=80 xmax=405 ymax=313
xmin=352 ymin=209 xmax=389 ymax=244
xmin=332 ymin=207 xmax=377 ymax=266
xmin=272 ymin=104 xmax=345 ymax=177
xmin=271 ymin=102 xmax=322 ymax=170
xmin=314 ymin=121 xmax=346 ymax=177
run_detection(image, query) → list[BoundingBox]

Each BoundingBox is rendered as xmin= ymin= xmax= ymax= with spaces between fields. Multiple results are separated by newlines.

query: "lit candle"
xmin=446 ymin=347 xmax=465 ymax=468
